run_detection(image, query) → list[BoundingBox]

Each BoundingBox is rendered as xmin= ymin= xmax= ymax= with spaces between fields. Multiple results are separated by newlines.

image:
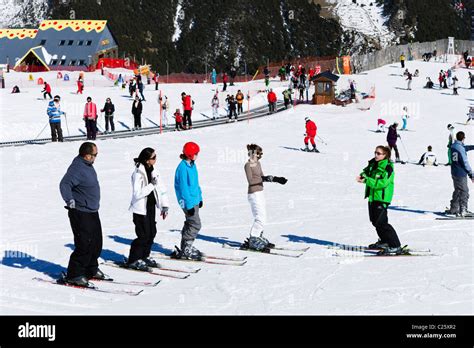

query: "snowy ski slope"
xmin=0 ymin=59 xmax=473 ymax=315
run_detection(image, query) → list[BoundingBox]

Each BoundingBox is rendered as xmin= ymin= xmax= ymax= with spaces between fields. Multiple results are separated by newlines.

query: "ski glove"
xmin=273 ymin=176 xmax=288 ymax=185
xmin=199 ymin=201 xmax=203 ymax=208
xmin=161 ymin=207 xmax=169 ymax=220
xmin=187 ymin=208 xmax=195 ymax=216
xmin=262 ymin=176 xmax=274 ymax=183
xmin=151 ymin=177 xmax=159 ymax=186
xmin=65 ymin=199 xmax=75 ymax=210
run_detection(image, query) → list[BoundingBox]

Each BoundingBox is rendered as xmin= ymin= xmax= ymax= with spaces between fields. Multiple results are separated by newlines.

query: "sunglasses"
xmin=150 ymin=155 xmax=157 ymax=160
xmin=89 ymin=153 xmax=98 ymax=157
xmin=374 ymin=151 xmax=385 ymax=156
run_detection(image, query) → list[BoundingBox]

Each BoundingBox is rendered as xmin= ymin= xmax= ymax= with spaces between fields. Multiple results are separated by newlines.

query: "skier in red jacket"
xmin=267 ymin=89 xmax=277 ymax=114
xmin=303 ymin=117 xmax=319 ymax=152
xmin=181 ymin=92 xmax=195 ymax=129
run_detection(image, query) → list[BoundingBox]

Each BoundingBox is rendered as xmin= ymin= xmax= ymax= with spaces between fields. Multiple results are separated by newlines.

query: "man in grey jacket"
xmin=60 ymin=142 xmax=105 ymax=287
xmin=447 ymin=132 xmax=474 ymax=217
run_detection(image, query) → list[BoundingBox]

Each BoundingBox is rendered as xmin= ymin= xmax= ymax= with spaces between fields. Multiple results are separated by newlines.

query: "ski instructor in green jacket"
xmin=357 ymin=145 xmax=403 ymax=255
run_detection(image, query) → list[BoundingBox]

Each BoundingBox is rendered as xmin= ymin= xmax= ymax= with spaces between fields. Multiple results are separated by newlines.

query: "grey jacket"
xmin=60 ymin=156 xmax=101 ymax=213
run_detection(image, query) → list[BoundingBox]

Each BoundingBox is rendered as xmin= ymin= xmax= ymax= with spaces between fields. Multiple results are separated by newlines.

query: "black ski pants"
xmin=67 ymin=209 xmax=103 ymax=279
xmin=85 ymin=119 xmax=97 ymax=140
xmin=50 ymin=122 xmax=63 ymax=142
xmin=368 ymin=202 xmax=401 ymax=248
xmin=183 ymin=110 xmax=192 ymax=128
xmin=105 ymin=115 xmax=115 ymax=132
xmin=389 ymin=144 xmax=400 ymax=161
xmin=128 ymin=208 xmax=157 ymax=264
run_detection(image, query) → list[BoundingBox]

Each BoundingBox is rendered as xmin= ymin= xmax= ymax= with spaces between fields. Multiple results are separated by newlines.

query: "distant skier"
xmin=466 ymin=107 xmax=474 ymax=125
xmin=452 ymin=76 xmax=459 ymax=95
xmin=42 ymin=82 xmax=52 ymax=100
xmin=211 ymin=68 xmax=217 ymax=85
xmin=171 ymin=142 xmax=204 ymax=260
xmin=400 ymin=54 xmax=406 ymax=68
xmin=211 ymin=94 xmax=219 ymax=120
xmin=357 ymin=145 xmax=403 ymax=255
xmin=161 ymin=95 xmax=169 ymax=127
xmin=227 ymin=95 xmax=238 ymax=122
xmin=376 ymin=118 xmax=387 ymax=133
xmin=424 ymin=77 xmax=434 ymax=89
xmin=236 ymin=90 xmax=245 ymax=115
xmin=469 ymin=72 xmax=474 ymax=89
xmin=240 ymin=144 xmax=287 ymax=252
xmin=230 ymin=66 xmax=237 ymax=86
xmin=77 ymin=76 xmax=84 ymax=94
xmin=47 ymin=95 xmax=66 ymax=142
xmin=83 ymin=97 xmax=98 ymax=140
xmin=267 ymin=89 xmax=277 ymax=114
xmin=131 ymin=95 xmax=143 ymax=131
xmin=126 ymin=148 xmax=169 ymax=270
xmin=401 ymin=106 xmax=409 ymax=131
xmin=100 ymin=98 xmax=115 ymax=133
xmin=222 ymin=73 xmax=228 ymax=92
xmin=181 ymin=92 xmax=194 ymax=129
xmin=445 ymin=132 xmax=474 ymax=217
xmin=406 ymin=72 xmax=413 ymax=90
xmin=138 ymin=78 xmax=146 ymax=101
xmin=303 ymin=117 xmax=319 ymax=153
xmin=282 ymin=89 xmax=291 ymax=109
xmin=387 ymin=123 xmax=401 ymax=163
xmin=174 ymin=109 xmax=184 ymax=131
xmin=418 ymin=146 xmax=438 ymax=166
xmin=298 ymin=82 xmax=305 ymax=101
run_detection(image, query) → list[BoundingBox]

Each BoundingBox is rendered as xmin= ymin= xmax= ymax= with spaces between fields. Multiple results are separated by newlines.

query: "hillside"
xmin=0 ymin=0 xmax=471 ymax=72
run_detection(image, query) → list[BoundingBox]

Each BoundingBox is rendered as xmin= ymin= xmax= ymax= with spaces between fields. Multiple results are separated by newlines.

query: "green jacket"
xmin=360 ymin=158 xmax=395 ymax=204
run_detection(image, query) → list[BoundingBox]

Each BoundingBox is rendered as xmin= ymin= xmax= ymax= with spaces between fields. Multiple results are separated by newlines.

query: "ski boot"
xmin=143 ymin=257 xmax=161 ymax=268
xmin=368 ymin=239 xmax=389 ymax=250
xmin=239 ymin=238 xmax=250 ymax=250
xmin=127 ymin=259 xmax=149 ymax=271
xmin=377 ymin=246 xmax=406 ymax=256
xmin=170 ymin=240 xmax=203 ymax=261
xmin=303 ymin=145 xmax=310 ymax=152
xmin=445 ymin=207 xmax=457 ymax=216
xmin=247 ymin=236 xmax=271 ymax=252
xmin=89 ymin=268 xmax=110 ymax=280
xmin=259 ymin=233 xmax=275 ymax=249
xmin=63 ymin=275 xmax=90 ymax=288
xmin=457 ymin=209 xmax=474 ymax=218
xmin=312 ymin=146 xmax=320 ymax=153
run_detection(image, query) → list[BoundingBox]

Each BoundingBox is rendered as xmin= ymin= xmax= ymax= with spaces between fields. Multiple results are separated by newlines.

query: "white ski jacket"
xmin=129 ymin=164 xmax=170 ymax=215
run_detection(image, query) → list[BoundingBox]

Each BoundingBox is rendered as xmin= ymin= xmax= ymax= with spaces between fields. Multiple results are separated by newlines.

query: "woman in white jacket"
xmin=127 ymin=148 xmax=170 ymax=270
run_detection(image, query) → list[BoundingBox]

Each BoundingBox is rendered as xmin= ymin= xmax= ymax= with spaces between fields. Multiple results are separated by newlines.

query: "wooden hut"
xmin=311 ymin=71 xmax=340 ymax=105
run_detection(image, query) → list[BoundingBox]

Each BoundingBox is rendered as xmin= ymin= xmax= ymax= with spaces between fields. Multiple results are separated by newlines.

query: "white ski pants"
xmin=248 ymin=191 xmax=266 ymax=237
xmin=212 ymin=106 xmax=219 ymax=119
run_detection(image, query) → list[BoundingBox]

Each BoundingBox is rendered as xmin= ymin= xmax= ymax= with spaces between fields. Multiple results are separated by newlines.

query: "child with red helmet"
xmin=171 ymin=142 xmax=204 ymax=260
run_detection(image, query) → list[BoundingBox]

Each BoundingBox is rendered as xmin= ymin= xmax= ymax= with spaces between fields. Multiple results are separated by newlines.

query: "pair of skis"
xmin=328 ymin=244 xmax=435 ymax=257
xmin=222 ymin=243 xmax=310 ymax=258
xmin=32 ymin=273 xmax=156 ymax=296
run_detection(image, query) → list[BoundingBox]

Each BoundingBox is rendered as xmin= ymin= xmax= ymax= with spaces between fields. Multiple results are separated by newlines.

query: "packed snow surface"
xmin=0 ymin=60 xmax=473 ymax=314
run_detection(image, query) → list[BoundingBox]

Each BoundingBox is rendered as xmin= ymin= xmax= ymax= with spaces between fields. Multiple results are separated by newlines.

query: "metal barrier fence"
xmin=351 ymin=39 xmax=474 ymax=74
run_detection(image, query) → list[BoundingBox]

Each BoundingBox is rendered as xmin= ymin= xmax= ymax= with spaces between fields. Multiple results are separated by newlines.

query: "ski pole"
xmin=317 ymin=135 xmax=328 ymax=145
xmin=64 ymin=113 xmax=70 ymax=137
xmin=399 ymin=136 xmax=410 ymax=161
xmin=34 ymin=122 xmax=49 ymax=140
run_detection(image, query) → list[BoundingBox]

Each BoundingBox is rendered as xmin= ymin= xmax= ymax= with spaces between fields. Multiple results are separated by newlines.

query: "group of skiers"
xmin=223 ymin=90 xmax=245 ymax=122
xmin=59 ymin=140 xmax=288 ymax=287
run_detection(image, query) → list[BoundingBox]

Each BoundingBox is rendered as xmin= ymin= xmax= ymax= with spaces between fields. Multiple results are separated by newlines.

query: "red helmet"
xmin=183 ymin=142 xmax=200 ymax=158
